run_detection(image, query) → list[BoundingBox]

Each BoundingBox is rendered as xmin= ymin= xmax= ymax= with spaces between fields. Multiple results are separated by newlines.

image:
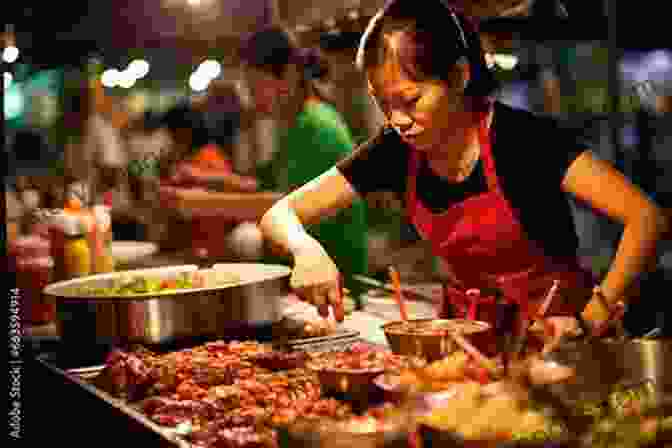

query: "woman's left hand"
xmin=535 ymin=300 xmax=627 ymax=355
xmin=582 ymin=294 xmax=627 ymax=339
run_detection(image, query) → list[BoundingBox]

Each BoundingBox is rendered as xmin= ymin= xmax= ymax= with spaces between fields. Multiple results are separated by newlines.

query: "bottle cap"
xmin=62 ymin=214 xmax=86 ymax=237
xmin=103 ymin=191 xmax=114 ymax=208
xmin=93 ymin=205 xmax=112 ymax=231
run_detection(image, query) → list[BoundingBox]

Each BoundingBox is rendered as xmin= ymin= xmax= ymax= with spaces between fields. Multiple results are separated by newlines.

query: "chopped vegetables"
xmin=574 ymin=381 xmax=670 ymax=448
xmin=78 ymin=271 xmax=241 ymax=296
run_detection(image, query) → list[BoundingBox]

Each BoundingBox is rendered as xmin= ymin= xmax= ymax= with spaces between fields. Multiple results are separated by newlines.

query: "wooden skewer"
xmin=449 ymin=330 xmax=498 ymax=376
xmin=536 ymin=279 xmax=560 ymax=320
xmin=388 ymin=266 xmax=409 ymax=322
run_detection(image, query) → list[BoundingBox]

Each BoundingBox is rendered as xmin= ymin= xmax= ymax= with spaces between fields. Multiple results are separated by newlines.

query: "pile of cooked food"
xmin=384 ymin=319 xmax=489 ymax=336
xmin=90 ymin=341 xmax=418 ymax=448
xmin=377 ymin=346 xmax=672 ymax=446
xmin=79 ymin=326 xmax=671 ymax=447
xmin=307 ymin=343 xmax=424 ymax=373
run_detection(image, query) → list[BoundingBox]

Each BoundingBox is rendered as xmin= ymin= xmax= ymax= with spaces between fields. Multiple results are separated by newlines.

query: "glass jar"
xmin=11 ymin=235 xmax=56 ymax=325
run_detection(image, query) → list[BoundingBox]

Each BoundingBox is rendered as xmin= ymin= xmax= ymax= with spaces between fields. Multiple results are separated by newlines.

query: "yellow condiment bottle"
xmin=93 ymin=204 xmax=115 ymax=273
xmin=62 ymin=214 xmax=91 ymax=278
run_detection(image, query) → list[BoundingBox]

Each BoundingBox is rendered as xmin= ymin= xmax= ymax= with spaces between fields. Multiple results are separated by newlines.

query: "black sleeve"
xmin=536 ymin=114 xmax=590 ymax=186
xmin=336 ymin=126 xmax=409 ymax=196
xmin=495 ymin=107 xmax=589 ymax=189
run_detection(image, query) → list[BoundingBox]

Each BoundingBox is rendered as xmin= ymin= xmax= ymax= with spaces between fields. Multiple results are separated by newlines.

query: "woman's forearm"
xmin=598 ymin=208 xmax=668 ymax=304
xmin=258 ymin=198 xmax=322 ymax=258
xmin=258 ymin=168 xmax=359 ymax=258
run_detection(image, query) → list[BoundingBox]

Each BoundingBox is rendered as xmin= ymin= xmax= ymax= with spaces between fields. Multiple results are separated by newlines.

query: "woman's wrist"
xmin=580 ymin=286 xmax=627 ymax=336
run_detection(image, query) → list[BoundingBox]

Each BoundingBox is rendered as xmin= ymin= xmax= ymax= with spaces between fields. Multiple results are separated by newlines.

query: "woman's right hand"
xmin=290 ymin=242 xmax=344 ymax=322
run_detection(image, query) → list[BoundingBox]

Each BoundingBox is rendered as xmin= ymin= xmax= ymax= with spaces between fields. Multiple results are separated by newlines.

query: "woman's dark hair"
xmin=240 ymin=27 xmax=335 ymax=103
xmin=160 ymin=103 xmax=210 ymax=150
xmin=356 ymin=0 xmax=498 ymax=103
xmin=295 ymin=46 xmax=336 ymax=103
xmin=239 ymin=26 xmax=299 ymax=79
xmin=296 ymin=47 xmax=330 ymax=82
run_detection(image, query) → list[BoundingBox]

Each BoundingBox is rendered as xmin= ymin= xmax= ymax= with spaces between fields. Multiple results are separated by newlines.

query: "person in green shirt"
xmin=160 ymin=27 xmax=369 ymax=306
xmin=246 ymin=30 xmax=369 ymax=305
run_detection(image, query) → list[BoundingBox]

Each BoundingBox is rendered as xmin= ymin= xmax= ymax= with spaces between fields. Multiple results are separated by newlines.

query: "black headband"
xmin=440 ymin=0 xmax=469 ymax=52
xmin=357 ymin=0 xmax=474 ymax=70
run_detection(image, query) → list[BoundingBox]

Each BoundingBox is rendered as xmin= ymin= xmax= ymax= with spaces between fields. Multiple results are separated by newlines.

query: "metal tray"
xmin=34 ymin=337 xmax=373 ymax=445
xmin=35 ymin=353 xmax=187 ymax=448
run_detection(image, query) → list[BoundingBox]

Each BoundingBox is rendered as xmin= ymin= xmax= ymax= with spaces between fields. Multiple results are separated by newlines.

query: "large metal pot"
xmin=544 ymin=338 xmax=672 ymax=406
xmin=43 ymin=263 xmax=291 ymax=351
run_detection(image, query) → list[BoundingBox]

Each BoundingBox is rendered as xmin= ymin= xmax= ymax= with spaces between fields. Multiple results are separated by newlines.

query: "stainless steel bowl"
xmin=544 ymin=338 xmax=672 ymax=406
xmin=43 ymin=263 xmax=291 ymax=348
xmin=309 ymin=365 xmax=385 ymax=399
xmin=382 ymin=319 xmax=491 ymax=361
xmin=279 ymin=412 xmax=411 ymax=448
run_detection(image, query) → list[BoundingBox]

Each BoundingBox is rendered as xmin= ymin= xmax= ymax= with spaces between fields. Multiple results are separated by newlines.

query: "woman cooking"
xmin=259 ymin=0 xmax=668 ymax=352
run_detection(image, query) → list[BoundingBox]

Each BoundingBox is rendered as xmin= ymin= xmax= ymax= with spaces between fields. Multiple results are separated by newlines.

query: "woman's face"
xmin=368 ymin=32 xmax=472 ymax=160
xmin=247 ymin=66 xmax=293 ymax=115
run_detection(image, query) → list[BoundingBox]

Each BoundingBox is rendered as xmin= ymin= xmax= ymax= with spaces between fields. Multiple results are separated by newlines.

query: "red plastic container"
xmin=10 ymin=236 xmax=56 ymax=325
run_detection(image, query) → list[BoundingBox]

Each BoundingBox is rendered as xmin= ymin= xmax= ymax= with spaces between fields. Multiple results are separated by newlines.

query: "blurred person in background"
xmin=62 ymin=79 xmax=129 ymax=209
xmin=160 ymin=26 xmax=369 ymax=302
xmin=110 ymin=110 xmax=169 ymax=241
xmin=155 ymin=92 xmax=268 ymax=261
xmin=245 ymin=31 xmax=369 ymax=300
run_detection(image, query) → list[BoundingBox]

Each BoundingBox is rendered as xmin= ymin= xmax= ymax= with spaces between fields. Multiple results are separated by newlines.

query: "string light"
xmin=197 ymin=60 xmax=221 ymax=79
xmin=101 ymin=69 xmax=121 ymax=88
xmin=3 ymin=24 xmax=19 ymax=63
xmin=189 ymin=72 xmax=210 ymax=92
xmin=493 ymin=54 xmax=519 ymax=71
xmin=127 ymin=59 xmax=150 ymax=79
xmin=3 ymin=45 xmax=19 ymax=63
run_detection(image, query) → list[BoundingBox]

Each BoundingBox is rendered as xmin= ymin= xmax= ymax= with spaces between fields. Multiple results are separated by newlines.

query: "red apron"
xmin=406 ymin=117 xmax=594 ymax=353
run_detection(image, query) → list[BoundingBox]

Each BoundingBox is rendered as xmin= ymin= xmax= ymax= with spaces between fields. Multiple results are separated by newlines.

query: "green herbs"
xmin=127 ymin=156 xmax=160 ymax=178
xmin=511 ymin=422 xmax=567 ymax=442
xmin=79 ymin=272 xmax=195 ymax=296
xmin=575 ymin=381 xmax=668 ymax=448
xmin=608 ymin=381 xmax=655 ymax=419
